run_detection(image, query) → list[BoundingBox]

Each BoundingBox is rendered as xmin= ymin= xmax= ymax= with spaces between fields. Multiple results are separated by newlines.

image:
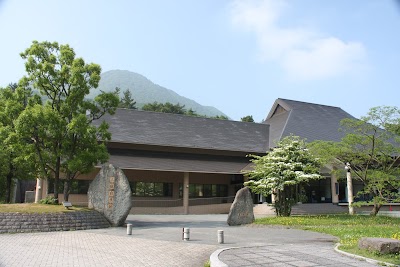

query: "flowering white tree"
xmin=244 ymin=136 xmax=322 ymax=216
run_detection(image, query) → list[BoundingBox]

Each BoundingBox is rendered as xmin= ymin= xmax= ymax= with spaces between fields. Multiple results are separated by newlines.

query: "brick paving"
xmin=218 ymin=244 xmax=380 ymax=267
xmin=0 ymin=214 xmax=390 ymax=267
xmin=0 ymin=231 xmax=216 ymax=267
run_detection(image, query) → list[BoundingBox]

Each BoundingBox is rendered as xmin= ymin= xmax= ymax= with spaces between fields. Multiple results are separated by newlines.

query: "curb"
xmin=334 ymin=243 xmax=399 ymax=267
xmin=209 ymin=248 xmax=233 ymax=267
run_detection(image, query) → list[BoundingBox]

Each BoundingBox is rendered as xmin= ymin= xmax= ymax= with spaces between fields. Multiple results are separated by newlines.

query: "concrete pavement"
xmin=0 ymin=214 xmax=386 ymax=267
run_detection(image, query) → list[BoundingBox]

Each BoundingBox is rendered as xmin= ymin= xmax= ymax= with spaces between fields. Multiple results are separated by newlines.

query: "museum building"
xmin=36 ymin=98 xmax=364 ymax=214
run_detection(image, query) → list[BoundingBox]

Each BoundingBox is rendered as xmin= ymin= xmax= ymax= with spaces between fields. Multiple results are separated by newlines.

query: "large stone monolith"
xmin=88 ymin=164 xmax=132 ymax=226
xmin=227 ymin=187 xmax=255 ymax=226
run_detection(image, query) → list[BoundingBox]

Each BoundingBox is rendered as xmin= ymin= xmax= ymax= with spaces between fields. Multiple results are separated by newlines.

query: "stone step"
xmin=254 ymin=203 xmax=349 ymax=216
xmin=291 ymin=203 xmax=347 ymax=215
xmin=253 ymin=203 xmax=275 ymax=216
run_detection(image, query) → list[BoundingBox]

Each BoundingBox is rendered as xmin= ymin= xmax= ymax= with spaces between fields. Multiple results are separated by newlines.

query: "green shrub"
xmin=39 ymin=196 xmax=58 ymax=205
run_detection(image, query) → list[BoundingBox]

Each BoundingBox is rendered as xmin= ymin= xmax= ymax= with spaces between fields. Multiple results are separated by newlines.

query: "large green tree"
xmin=241 ymin=115 xmax=254 ymax=122
xmin=0 ymin=84 xmax=39 ymax=203
xmin=309 ymin=106 xmax=400 ymax=216
xmin=15 ymin=41 xmax=119 ymax=202
xmin=141 ymin=101 xmax=229 ymax=119
xmin=116 ymin=87 xmax=137 ymax=109
xmin=244 ymin=136 xmax=322 ymax=216
xmin=142 ymin=101 xmax=186 ymax=114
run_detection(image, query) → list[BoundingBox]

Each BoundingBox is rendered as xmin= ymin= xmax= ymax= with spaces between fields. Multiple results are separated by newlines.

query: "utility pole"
xmin=345 ymin=162 xmax=354 ymax=215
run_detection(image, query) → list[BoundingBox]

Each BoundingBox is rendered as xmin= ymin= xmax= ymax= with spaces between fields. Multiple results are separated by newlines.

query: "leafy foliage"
xmin=116 ymin=87 xmax=137 ymax=109
xmin=0 ymin=84 xmax=39 ymax=203
xmin=15 ymin=41 xmax=119 ymax=202
xmin=38 ymin=195 xmax=58 ymax=205
xmin=241 ymin=115 xmax=254 ymax=122
xmin=245 ymin=136 xmax=321 ymax=216
xmin=141 ymin=101 xmax=229 ymax=120
xmin=211 ymin=115 xmax=229 ymax=120
xmin=309 ymin=106 xmax=400 ymax=215
xmin=142 ymin=101 xmax=186 ymax=114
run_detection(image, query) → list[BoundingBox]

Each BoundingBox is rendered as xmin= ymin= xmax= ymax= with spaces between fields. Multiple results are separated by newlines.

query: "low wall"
xmin=0 ymin=210 xmax=110 ymax=234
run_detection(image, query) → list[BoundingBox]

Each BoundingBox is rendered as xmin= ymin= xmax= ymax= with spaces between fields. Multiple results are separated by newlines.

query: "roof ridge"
xmin=278 ymin=98 xmax=342 ymax=109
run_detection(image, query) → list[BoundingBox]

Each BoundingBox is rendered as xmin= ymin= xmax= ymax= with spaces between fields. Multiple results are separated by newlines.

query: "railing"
xmin=132 ymin=196 xmax=235 ymax=207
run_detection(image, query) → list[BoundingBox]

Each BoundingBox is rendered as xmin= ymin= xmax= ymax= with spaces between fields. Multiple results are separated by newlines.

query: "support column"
xmin=35 ymin=178 xmax=43 ymax=203
xmin=345 ymin=163 xmax=354 ymax=215
xmin=330 ymin=173 xmax=339 ymax=204
xmin=183 ymin=172 xmax=189 ymax=215
xmin=271 ymin=190 xmax=276 ymax=204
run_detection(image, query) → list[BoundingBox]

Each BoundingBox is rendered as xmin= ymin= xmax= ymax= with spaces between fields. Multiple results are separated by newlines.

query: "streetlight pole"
xmin=345 ymin=162 xmax=354 ymax=215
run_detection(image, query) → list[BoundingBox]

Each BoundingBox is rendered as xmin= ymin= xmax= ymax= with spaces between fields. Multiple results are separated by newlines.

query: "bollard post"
xmin=127 ymin=224 xmax=132 ymax=235
xmin=217 ymin=230 xmax=224 ymax=244
xmin=183 ymin=227 xmax=190 ymax=241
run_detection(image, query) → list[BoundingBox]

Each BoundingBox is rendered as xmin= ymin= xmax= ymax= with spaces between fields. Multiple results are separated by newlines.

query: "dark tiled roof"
xmin=96 ymin=109 xmax=269 ymax=153
xmin=265 ymin=98 xmax=355 ymax=147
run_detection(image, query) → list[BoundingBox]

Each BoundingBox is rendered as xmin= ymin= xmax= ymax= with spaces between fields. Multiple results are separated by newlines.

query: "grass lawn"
xmin=255 ymin=215 xmax=400 ymax=265
xmin=0 ymin=203 xmax=90 ymax=213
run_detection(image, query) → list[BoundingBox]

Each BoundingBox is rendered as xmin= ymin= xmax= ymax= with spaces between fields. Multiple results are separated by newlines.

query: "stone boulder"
xmin=227 ymin=187 xmax=254 ymax=226
xmin=88 ymin=164 xmax=132 ymax=226
xmin=358 ymin=237 xmax=400 ymax=254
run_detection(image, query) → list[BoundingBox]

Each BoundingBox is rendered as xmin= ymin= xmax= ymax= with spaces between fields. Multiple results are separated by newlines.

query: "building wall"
xmin=45 ymin=168 xmax=240 ymax=214
xmin=131 ymin=203 xmax=232 ymax=215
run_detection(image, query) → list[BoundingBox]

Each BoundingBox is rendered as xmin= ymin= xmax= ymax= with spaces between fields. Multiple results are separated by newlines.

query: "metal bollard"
xmin=127 ymin=224 xmax=132 ymax=235
xmin=217 ymin=230 xmax=224 ymax=244
xmin=183 ymin=227 xmax=190 ymax=241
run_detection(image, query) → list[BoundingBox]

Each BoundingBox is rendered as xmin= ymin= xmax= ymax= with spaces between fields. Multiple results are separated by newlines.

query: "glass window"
xmin=163 ymin=183 xmax=173 ymax=197
xmin=130 ymin=181 xmax=173 ymax=197
xmin=48 ymin=180 xmax=90 ymax=194
xmin=189 ymin=184 xmax=196 ymax=197
xmin=203 ymin=184 xmax=212 ymax=197
xmin=179 ymin=183 xmax=228 ymax=198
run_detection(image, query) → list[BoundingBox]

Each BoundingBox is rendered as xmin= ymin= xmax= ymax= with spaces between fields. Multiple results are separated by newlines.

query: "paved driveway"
xmin=0 ymin=214 xmax=381 ymax=267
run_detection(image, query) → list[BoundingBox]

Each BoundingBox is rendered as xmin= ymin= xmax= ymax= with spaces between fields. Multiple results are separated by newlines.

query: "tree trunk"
xmin=53 ymin=157 xmax=61 ymax=204
xmin=4 ymin=156 xmax=15 ymax=204
xmin=63 ymin=179 xmax=70 ymax=202
xmin=275 ymin=190 xmax=283 ymax=216
xmin=370 ymin=203 xmax=382 ymax=216
xmin=274 ymin=187 xmax=293 ymax=217
xmin=5 ymin=171 xmax=12 ymax=204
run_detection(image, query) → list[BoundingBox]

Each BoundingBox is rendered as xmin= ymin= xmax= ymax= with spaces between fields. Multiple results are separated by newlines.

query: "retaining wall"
xmin=0 ymin=210 xmax=110 ymax=234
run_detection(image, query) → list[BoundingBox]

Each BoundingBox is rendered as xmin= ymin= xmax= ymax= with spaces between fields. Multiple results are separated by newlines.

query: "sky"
xmin=0 ymin=0 xmax=399 ymax=122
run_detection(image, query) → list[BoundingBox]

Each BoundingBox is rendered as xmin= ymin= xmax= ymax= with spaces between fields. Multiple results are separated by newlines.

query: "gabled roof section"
xmin=264 ymin=98 xmax=356 ymax=147
xmin=96 ymin=109 xmax=269 ymax=154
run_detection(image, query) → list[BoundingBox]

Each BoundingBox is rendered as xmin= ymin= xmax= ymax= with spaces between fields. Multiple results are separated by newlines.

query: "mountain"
xmin=90 ymin=70 xmax=228 ymax=118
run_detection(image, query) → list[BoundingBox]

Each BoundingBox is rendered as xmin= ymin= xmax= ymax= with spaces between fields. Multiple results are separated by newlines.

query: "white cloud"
xmin=230 ymin=0 xmax=367 ymax=80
